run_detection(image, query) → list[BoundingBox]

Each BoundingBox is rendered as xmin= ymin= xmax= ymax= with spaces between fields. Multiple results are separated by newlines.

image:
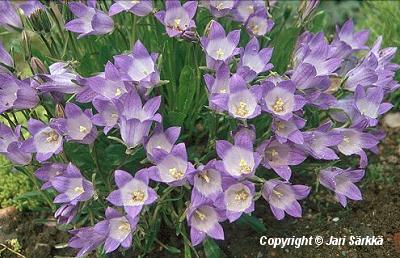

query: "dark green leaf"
xmin=238 ymin=214 xmax=267 ymax=233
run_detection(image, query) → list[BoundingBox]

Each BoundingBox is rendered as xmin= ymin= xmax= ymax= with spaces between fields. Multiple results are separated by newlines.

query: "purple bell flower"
xmin=335 ymin=128 xmax=380 ymax=168
xmin=260 ymin=80 xmax=306 ymax=121
xmin=65 ymin=2 xmax=114 ymax=38
xmin=155 ymin=0 xmax=197 ymax=38
xmin=35 ymin=162 xmax=67 ymax=190
xmin=333 ymin=19 xmax=369 ymax=53
xmin=144 ymin=124 xmax=181 ymax=162
xmin=205 ymin=0 xmax=237 ymax=18
xmin=215 ymin=177 xmax=255 ymax=222
xmin=343 ymin=54 xmax=378 ymax=91
xmin=262 ymin=179 xmax=310 ymax=220
xmin=200 ymin=20 xmax=240 ymax=70
xmin=272 ymin=115 xmax=306 ymax=144
xmin=114 ymin=40 xmax=160 ymax=90
xmin=257 ymin=139 xmax=306 ymax=181
xmin=87 ymin=62 xmax=128 ymax=100
xmin=91 ymin=97 xmax=119 ymax=135
xmin=23 ymin=119 xmax=63 ymax=162
xmin=237 ymin=37 xmax=273 ymax=81
xmin=0 ymin=74 xmax=39 ymax=114
xmin=231 ymin=0 xmax=265 ymax=23
xmin=204 ymin=63 xmax=231 ymax=95
xmin=148 ymin=143 xmax=195 ymax=186
xmin=245 ymin=7 xmax=274 ymax=37
xmin=215 ymin=127 xmax=261 ymax=178
xmin=187 ymin=200 xmax=225 ymax=246
xmin=0 ymin=1 xmax=22 ymax=29
xmin=52 ymin=163 xmax=94 ymax=205
xmin=0 ymin=122 xmax=32 ymax=165
xmin=319 ymin=167 xmax=364 ymax=207
xmin=299 ymin=121 xmax=342 ymax=161
xmin=15 ymin=0 xmax=44 ymax=17
xmin=187 ymin=159 xmax=223 ymax=205
xmin=109 ymin=0 xmax=153 ymax=17
xmin=210 ymin=74 xmax=263 ymax=119
xmin=107 ymin=169 xmax=157 ymax=219
xmin=95 ymin=207 xmax=139 ymax=253
xmin=354 ymin=85 xmax=393 ymax=126
xmin=0 ymin=41 xmax=14 ymax=69
xmin=53 ymin=103 xmax=97 ymax=144
xmin=69 ymin=226 xmax=106 ymax=257
xmin=55 ymin=203 xmax=78 ymax=224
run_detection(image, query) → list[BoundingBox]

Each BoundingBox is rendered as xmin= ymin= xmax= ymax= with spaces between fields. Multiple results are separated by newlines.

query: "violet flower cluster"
xmin=0 ymin=0 xmax=398 ymax=256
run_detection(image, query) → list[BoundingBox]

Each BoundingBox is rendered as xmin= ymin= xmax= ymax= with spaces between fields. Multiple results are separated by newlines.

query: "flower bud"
xmin=30 ymin=57 xmax=47 ymax=74
xmin=29 ymin=9 xmax=52 ymax=33
xmin=21 ymin=30 xmax=31 ymax=59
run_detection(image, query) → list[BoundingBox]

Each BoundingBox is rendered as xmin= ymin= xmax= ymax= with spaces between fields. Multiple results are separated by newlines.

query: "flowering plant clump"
xmin=0 ymin=0 xmax=398 ymax=256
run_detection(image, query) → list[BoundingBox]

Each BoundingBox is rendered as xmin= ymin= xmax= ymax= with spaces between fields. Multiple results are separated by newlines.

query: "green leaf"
xmin=203 ymin=238 xmax=222 ymax=258
xmin=237 ymin=214 xmax=267 ymax=233
xmin=165 ymin=110 xmax=187 ymax=127
xmin=164 ymin=245 xmax=181 ymax=254
xmin=184 ymin=241 xmax=192 ymax=258
xmin=177 ymin=65 xmax=197 ymax=114
xmin=270 ymin=27 xmax=300 ymax=74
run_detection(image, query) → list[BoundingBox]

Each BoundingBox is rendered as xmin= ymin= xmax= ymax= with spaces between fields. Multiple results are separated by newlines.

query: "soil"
xmin=1 ymin=126 xmax=399 ymax=258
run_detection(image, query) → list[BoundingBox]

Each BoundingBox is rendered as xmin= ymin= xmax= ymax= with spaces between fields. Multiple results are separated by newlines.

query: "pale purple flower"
xmin=215 ymin=178 xmax=255 ymax=222
xmin=144 ymin=124 xmax=181 ymax=161
xmin=91 ymin=97 xmax=119 ymax=134
xmin=319 ymin=167 xmax=364 ymax=207
xmin=237 ymin=37 xmax=273 ymax=81
xmin=335 ymin=128 xmax=380 ymax=168
xmin=187 ymin=160 xmax=223 ymax=205
xmin=0 ymin=122 xmax=32 ymax=165
xmin=215 ymin=127 xmax=261 ymax=178
xmin=262 ymin=179 xmax=310 ymax=220
xmin=0 ymin=74 xmax=39 ymax=114
xmin=300 ymin=122 xmax=343 ymax=160
xmin=52 ymin=163 xmax=94 ymax=205
xmin=53 ymin=103 xmax=97 ymax=144
xmin=272 ymin=115 xmax=305 ymax=144
xmin=343 ymin=54 xmax=378 ymax=91
xmin=187 ymin=200 xmax=225 ymax=246
xmin=15 ymin=0 xmax=44 ymax=17
xmin=87 ymin=62 xmax=128 ymax=100
xmin=210 ymin=74 xmax=262 ymax=119
xmin=114 ymin=40 xmax=160 ymax=89
xmin=35 ymin=163 xmax=67 ymax=190
xmin=65 ymin=2 xmax=114 ymax=38
xmin=109 ymin=0 xmax=153 ymax=17
xmin=294 ymin=32 xmax=342 ymax=76
xmin=333 ymin=19 xmax=369 ymax=52
xmin=68 ymin=226 xmax=106 ymax=257
xmin=289 ymin=63 xmax=331 ymax=91
xmin=257 ymin=139 xmax=306 ymax=181
xmin=200 ymin=20 xmax=240 ymax=69
xmin=95 ymin=207 xmax=139 ymax=253
xmin=23 ymin=119 xmax=63 ymax=162
xmin=204 ymin=63 xmax=231 ymax=95
xmin=115 ymin=91 xmax=161 ymax=150
xmin=354 ymin=85 xmax=392 ymax=126
xmin=55 ymin=203 xmax=78 ymax=224
xmin=232 ymin=0 xmax=265 ymax=23
xmin=0 ymin=1 xmax=22 ymax=29
xmin=107 ymin=169 xmax=157 ymax=219
xmin=0 ymin=41 xmax=13 ymax=68
xmin=155 ymin=0 xmax=197 ymax=38
xmin=206 ymin=0 xmax=237 ymax=18
xmin=260 ymin=80 xmax=306 ymax=121
xmin=245 ymin=7 xmax=274 ymax=37
xmin=148 ymin=143 xmax=195 ymax=186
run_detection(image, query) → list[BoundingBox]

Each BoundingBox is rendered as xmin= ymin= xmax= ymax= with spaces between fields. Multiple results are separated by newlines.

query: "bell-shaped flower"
xmin=261 ymin=80 xmax=306 ymax=121
xmin=35 ymin=163 xmax=67 ymax=190
xmin=344 ymin=54 xmax=378 ymax=91
xmin=187 ymin=200 xmax=225 ymax=246
xmin=262 ymin=179 xmax=310 ymax=220
xmin=148 ymin=143 xmax=195 ymax=186
xmin=65 ymin=2 xmax=114 ymax=38
xmin=200 ymin=20 xmax=240 ymax=69
xmin=319 ymin=167 xmax=364 ymax=207
xmin=215 ymin=178 xmax=255 ymax=222
xmin=210 ymin=74 xmax=262 ymax=120
xmin=332 ymin=19 xmax=369 ymax=52
xmin=107 ymin=169 xmax=157 ymax=219
xmin=237 ymin=37 xmax=273 ymax=81
xmin=257 ymin=139 xmax=306 ymax=181
xmin=245 ymin=7 xmax=274 ymax=37
xmin=215 ymin=127 xmax=261 ymax=178
xmin=272 ymin=116 xmax=306 ymax=144
xmin=53 ymin=103 xmax=97 ymax=144
xmin=114 ymin=40 xmax=160 ymax=89
xmin=206 ymin=0 xmax=237 ymax=18
xmin=232 ymin=0 xmax=265 ymax=23
xmin=155 ymin=0 xmax=197 ymax=38
xmin=52 ymin=163 xmax=94 ymax=205
xmin=144 ymin=124 xmax=181 ymax=162
xmin=55 ymin=203 xmax=78 ymax=224
xmin=68 ymin=226 xmax=106 ymax=257
xmin=91 ymin=97 xmax=119 ymax=135
xmin=109 ymin=0 xmax=153 ymax=17
xmin=0 ymin=122 xmax=32 ymax=165
xmin=0 ymin=41 xmax=13 ymax=69
xmin=0 ymin=1 xmax=22 ymax=29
